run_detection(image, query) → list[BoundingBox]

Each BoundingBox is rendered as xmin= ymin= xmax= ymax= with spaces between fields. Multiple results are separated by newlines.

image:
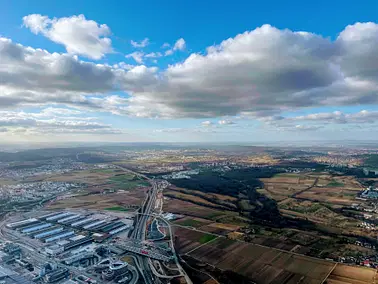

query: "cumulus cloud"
xmin=218 ymin=120 xmax=235 ymax=125
xmin=173 ymin=38 xmax=186 ymax=51
xmin=4 ymin=20 xmax=378 ymax=132
xmin=125 ymin=23 xmax=378 ymax=119
xmin=131 ymin=38 xmax=149 ymax=48
xmin=23 ymin=14 xmax=112 ymax=60
xmin=164 ymin=38 xmax=186 ymax=56
xmin=201 ymin=121 xmax=213 ymax=127
xmin=0 ymin=110 xmax=121 ymax=135
xmin=161 ymin=43 xmax=170 ymax=49
xmin=0 ymin=37 xmax=157 ymax=113
xmin=145 ymin=52 xmax=162 ymax=58
xmin=125 ymin=51 xmax=145 ymax=63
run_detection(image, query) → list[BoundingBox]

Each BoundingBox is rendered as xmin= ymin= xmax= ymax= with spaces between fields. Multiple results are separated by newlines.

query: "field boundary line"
xmin=320 ymin=262 xmax=337 ymax=284
xmin=185 ymin=235 xmax=220 ymax=255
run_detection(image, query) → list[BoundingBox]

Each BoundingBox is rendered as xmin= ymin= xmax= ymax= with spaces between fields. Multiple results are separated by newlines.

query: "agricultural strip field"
xmin=163 ymin=198 xmax=243 ymax=223
xmin=45 ymin=168 xmax=150 ymax=210
xmin=174 ymin=227 xmax=377 ymax=284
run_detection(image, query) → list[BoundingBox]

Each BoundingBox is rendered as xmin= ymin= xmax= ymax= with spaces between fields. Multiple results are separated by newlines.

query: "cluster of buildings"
xmin=360 ymin=187 xmax=378 ymax=199
xmin=0 ymin=182 xmax=80 ymax=204
xmin=6 ymin=211 xmax=133 ymax=257
xmin=0 ymin=158 xmax=89 ymax=179
xmin=1 ymin=210 xmax=137 ymax=283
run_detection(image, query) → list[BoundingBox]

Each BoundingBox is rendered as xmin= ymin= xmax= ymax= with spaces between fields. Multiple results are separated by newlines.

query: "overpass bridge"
xmin=115 ymin=243 xmax=173 ymax=262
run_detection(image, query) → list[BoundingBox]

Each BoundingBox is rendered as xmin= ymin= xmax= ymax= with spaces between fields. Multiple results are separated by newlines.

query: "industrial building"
xmin=34 ymin=227 xmax=64 ymax=239
xmin=102 ymin=261 xmax=128 ymax=281
xmin=100 ymin=221 xmax=125 ymax=233
xmin=57 ymin=214 xmax=81 ymax=223
xmin=59 ymin=216 xmax=86 ymax=225
xmin=6 ymin=218 xmax=39 ymax=229
xmin=44 ymin=231 xmax=75 ymax=243
xmin=21 ymin=223 xmax=52 ymax=234
xmin=69 ymin=235 xmax=86 ymax=242
xmin=44 ymin=268 xmax=69 ymax=283
xmin=64 ymin=236 xmax=93 ymax=251
xmin=46 ymin=212 xmax=73 ymax=221
xmin=109 ymin=225 xmax=130 ymax=235
xmin=82 ymin=220 xmax=107 ymax=230
xmin=87 ymin=222 xmax=109 ymax=231
xmin=29 ymin=226 xmax=60 ymax=237
xmin=45 ymin=245 xmax=64 ymax=256
xmin=38 ymin=212 xmax=62 ymax=220
xmin=0 ymin=265 xmax=34 ymax=284
xmin=71 ymin=218 xmax=94 ymax=227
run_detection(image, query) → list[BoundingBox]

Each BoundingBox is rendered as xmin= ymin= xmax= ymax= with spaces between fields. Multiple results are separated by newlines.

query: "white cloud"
xmin=125 ymin=51 xmax=145 ymax=63
xmin=145 ymin=52 xmax=162 ymax=58
xmin=161 ymin=42 xmax=170 ymax=48
xmin=164 ymin=38 xmax=186 ymax=56
xmin=164 ymin=49 xmax=173 ymax=56
xmin=0 ymin=109 xmax=122 ymax=135
xmin=131 ymin=38 xmax=150 ymax=48
xmin=23 ymin=14 xmax=112 ymax=60
xmin=173 ymin=38 xmax=186 ymax=51
xmin=218 ymin=119 xmax=235 ymax=125
xmin=201 ymin=121 xmax=213 ymax=127
xmin=125 ymin=23 xmax=378 ymax=119
xmin=0 ymin=37 xmax=157 ymax=114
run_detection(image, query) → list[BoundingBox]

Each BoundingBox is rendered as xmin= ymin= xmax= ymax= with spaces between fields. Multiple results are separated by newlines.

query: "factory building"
xmin=45 ymin=245 xmax=65 ymax=256
xmin=64 ymin=236 xmax=93 ymax=251
xmin=44 ymin=231 xmax=75 ymax=243
xmin=109 ymin=225 xmax=130 ymax=235
xmin=59 ymin=216 xmax=85 ymax=225
xmin=101 ymin=221 xmax=125 ymax=233
xmin=102 ymin=261 xmax=128 ymax=281
xmin=6 ymin=218 xmax=39 ymax=229
xmin=83 ymin=220 xmax=107 ymax=230
xmin=0 ymin=265 xmax=34 ymax=284
xmin=46 ymin=212 xmax=73 ymax=221
xmin=69 ymin=235 xmax=86 ymax=242
xmin=87 ymin=222 xmax=109 ymax=231
xmin=38 ymin=212 xmax=62 ymax=220
xmin=44 ymin=268 xmax=69 ymax=283
xmin=21 ymin=223 xmax=52 ymax=234
xmin=71 ymin=218 xmax=94 ymax=227
xmin=34 ymin=227 xmax=64 ymax=239
xmin=17 ymin=221 xmax=44 ymax=231
xmin=28 ymin=225 xmax=59 ymax=237
xmin=57 ymin=214 xmax=81 ymax=223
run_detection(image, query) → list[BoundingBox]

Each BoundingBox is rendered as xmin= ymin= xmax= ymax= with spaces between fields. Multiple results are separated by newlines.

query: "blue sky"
xmin=1 ymin=0 xmax=378 ymax=143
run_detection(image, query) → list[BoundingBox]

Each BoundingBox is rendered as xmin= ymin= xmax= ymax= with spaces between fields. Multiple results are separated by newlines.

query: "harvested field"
xmin=174 ymin=227 xmax=377 ymax=284
xmin=163 ymin=198 xmax=238 ymax=221
xmin=199 ymin=223 xmax=240 ymax=235
xmin=164 ymin=190 xmax=226 ymax=208
xmin=326 ymin=264 xmax=377 ymax=284
xmin=47 ymin=189 xmax=147 ymax=210
xmin=174 ymin=217 xmax=212 ymax=228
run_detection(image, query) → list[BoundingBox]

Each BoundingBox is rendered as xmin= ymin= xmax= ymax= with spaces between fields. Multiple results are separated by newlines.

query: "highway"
xmin=115 ymin=164 xmax=160 ymax=284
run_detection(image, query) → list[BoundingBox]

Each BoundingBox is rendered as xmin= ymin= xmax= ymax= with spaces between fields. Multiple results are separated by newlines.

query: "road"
xmin=115 ymin=164 xmax=159 ymax=284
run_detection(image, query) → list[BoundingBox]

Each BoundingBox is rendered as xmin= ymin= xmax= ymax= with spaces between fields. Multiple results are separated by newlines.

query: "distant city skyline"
xmin=1 ymin=0 xmax=378 ymax=143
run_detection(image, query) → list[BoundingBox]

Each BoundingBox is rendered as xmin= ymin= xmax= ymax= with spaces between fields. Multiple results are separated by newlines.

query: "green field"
xmin=199 ymin=234 xmax=217 ymax=244
xmin=274 ymin=173 xmax=301 ymax=177
xmin=104 ymin=206 xmax=130 ymax=212
xmin=327 ymin=180 xmax=344 ymax=187
xmin=108 ymin=174 xmax=150 ymax=189
xmin=175 ymin=219 xmax=207 ymax=228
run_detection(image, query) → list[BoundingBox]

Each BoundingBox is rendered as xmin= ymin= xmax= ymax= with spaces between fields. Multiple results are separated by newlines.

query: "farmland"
xmin=45 ymin=168 xmax=150 ymax=210
xmin=174 ymin=227 xmax=378 ymax=284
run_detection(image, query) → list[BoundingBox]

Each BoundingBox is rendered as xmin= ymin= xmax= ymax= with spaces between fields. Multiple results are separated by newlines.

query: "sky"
xmin=1 ymin=0 xmax=378 ymax=144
